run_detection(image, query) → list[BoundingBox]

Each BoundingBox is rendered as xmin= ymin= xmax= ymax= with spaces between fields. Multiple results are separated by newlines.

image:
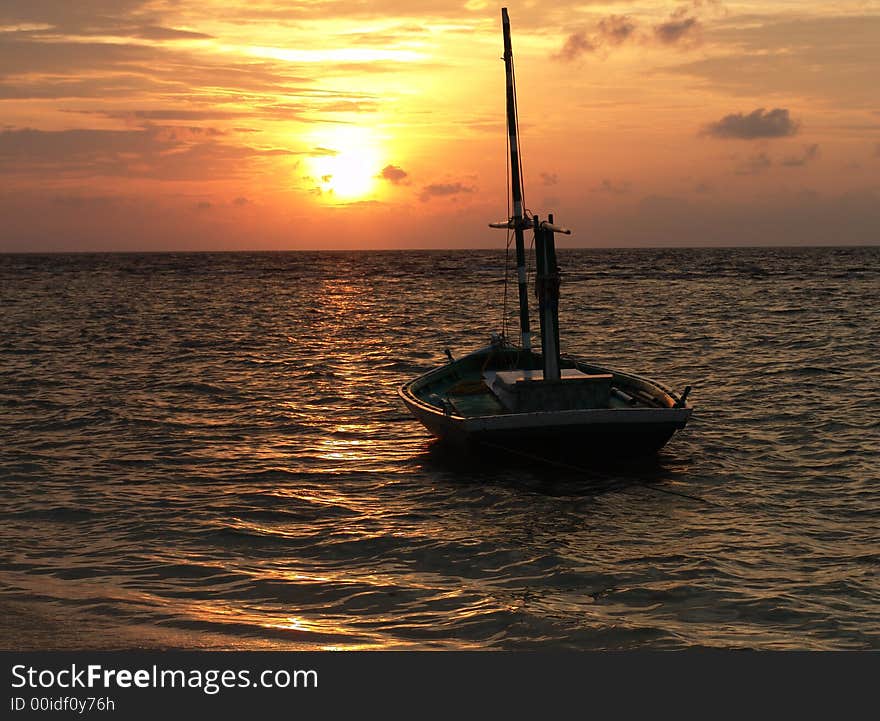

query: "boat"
xmin=398 ymin=7 xmax=693 ymax=457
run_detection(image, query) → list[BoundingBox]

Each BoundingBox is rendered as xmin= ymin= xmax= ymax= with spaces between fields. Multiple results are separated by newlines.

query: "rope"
xmin=511 ymin=54 xmax=526 ymax=215
xmin=501 ymin=86 xmax=512 ymax=342
xmin=509 ymin=47 xmax=531 ymax=354
xmin=502 ymin=229 xmax=512 ymax=341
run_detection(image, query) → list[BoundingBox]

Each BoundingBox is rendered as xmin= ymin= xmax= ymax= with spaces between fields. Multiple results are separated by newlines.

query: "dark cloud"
xmin=553 ymin=31 xmax=597 ymax=61
xmin=94 ymin=109 xmax=247 ymax=121
xmin=555 ymin=6 xmax=706 ymax=62
xmin=19 ymin=23 xmax=216 ymax=40
xmin=592 ymin=179 xmax=632 ymax=194
xmin=654 ymin=15 xmax=701 ymax=45
xmin=540 ymin=172 xmax=558 ymax=186
xmin=194 ymin=200 xmax=213 ymax=211
xmin=653 ymin=1 xmax=721 ymax=45
xmin=233 ymin=196 xmax=250 ymax=206
xmin=0 ymin=127 xmax=167 ymax=163
xmin=419 ymin=182 xmax=474 ymax=202
xmin=703 ymin=108 xmax=800 ymax=139
xmin=781 ymin=143 xmax=820 ymax=167
xmin=0 ymin=75 xmax=158 ymax=99
xmin=735 ymin=152 xmax=772 ymax=175
xmin=0 ymin=37 xmax=158 ymax=76
xmin=597 ymin=15 xmax=637 ymax=46
xmin=378 ymin=164 xmax=408 ymax=184
xmin=0 ymin=126 xmax=292 ymax=179
xmin=0 ymin=1 xmax=151 ymax=31
xmin=123 ymin=25 xmax=213 ymax=40
xmin=553 ymin=15 xmax=639 ymax=61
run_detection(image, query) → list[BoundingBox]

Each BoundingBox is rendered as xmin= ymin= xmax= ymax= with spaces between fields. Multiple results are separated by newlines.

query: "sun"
xmin=307 ymin=127 xmax=382 ymax=201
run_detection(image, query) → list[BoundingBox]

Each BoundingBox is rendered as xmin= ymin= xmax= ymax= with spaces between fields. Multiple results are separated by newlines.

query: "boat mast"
xmin=501 ymin=7 xmax=531 ymax=352
xmin=534 ymin=214 xmax=561 ymax=381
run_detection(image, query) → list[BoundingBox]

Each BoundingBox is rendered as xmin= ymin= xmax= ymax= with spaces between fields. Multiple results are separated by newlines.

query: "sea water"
xmin=1 ymin=247 xmax=877 ymax=649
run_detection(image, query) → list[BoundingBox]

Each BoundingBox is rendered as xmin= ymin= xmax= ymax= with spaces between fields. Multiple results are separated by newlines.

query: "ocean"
xmin=0 ymin=247 xmax=877 ymax=650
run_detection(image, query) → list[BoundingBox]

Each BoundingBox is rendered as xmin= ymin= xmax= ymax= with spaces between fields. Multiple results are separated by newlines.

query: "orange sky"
xmin=1 ymin=1 xmax=878 ymax=250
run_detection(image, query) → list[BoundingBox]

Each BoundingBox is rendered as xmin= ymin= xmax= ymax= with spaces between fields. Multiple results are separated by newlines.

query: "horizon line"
xmin=2 ymin=242 xmax=879 ymax=255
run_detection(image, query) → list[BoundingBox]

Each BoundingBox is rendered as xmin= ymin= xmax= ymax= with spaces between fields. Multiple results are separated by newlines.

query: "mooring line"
xmin=477 ymin=439 xmax=721 ymax=507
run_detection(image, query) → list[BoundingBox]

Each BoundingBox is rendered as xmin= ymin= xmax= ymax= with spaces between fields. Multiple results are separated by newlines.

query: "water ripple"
xmin=0 ymin=247 xmax=878 ymax=650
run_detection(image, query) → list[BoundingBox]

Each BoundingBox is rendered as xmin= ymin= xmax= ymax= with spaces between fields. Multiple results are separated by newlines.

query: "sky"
xmin=1 ymin=0 xmax=878 ymax=250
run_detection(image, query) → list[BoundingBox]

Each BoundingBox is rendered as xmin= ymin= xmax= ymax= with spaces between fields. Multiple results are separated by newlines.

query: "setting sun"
xmin=307 ymin=128 xmax=383 ymax=201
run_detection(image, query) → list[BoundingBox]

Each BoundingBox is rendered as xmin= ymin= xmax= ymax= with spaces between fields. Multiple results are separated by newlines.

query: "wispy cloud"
xmin=0 ymin=126 xmax=293 ymax=179
xmin=419 ymin=182 xmax=474 ymax=202
xmin=592 ymin=179 xmax=632 ymax=194
xmin=781 ymin=143 xmax=820 ymax=167
xmin=735 ymin=152 xmax=772 ymax=175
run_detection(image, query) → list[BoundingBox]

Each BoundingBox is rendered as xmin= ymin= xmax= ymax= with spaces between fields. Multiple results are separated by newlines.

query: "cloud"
xmin=653 ymin=0 xmax=724 ymax=46
xmin=122 ymin=25 xmax=213 ymax=41
xmin=735 ymin=152 xmax=772 ymax=175
xmin=654 ymin=12 xmax=701 ymax=45
xmin=602 ymin=188 xmax=880 ymax=247
xmin=0 ymin=127 xmax=166 ymax=163
xmin=668 ymin=16 xmax=880 ymax=107
xmin=554 ymin=15 xmax=637 ymax=61
xmin=0 ymin=37 xmax=159 ymax=76
xmin=97 ymin=109 xmax=246 ymax=122
xmin=419 ymin=182 xmax=474 ymax=202
xmin=592 ymin=179 xmax=632 ymax=194
xmin=0 ymin=126 xmax=292 ymax=179
xmin=597 ymin=15 xmax=638 ymax=46
xmin=233 ymin=196 xmax=250 ymax=206
xmin=378 ymin=164 xmax=408 ymax=184
xmin=52 ymin=194 xmax=119 ymax=208
xmin=0 ymin=1 xmax=151 ymax=33
xmin=540 ymin=172 xmax=558 ymax=186
xmin=0 ymin=75 xmax=159 ymax=100
xmin=703 ymin=108 xmax=800 ymax=139
xmin=554 ymin=5 xmax=708 ymax=61
xmin=0 ymin=34 xmax=312 ymax=100
xmin=310 ymin=146 xmax=339 ymax=157
xmin=781 ymin=143 xmax=820 ymax=167
xmin=554 ymin=31 xmax=596 ymax=61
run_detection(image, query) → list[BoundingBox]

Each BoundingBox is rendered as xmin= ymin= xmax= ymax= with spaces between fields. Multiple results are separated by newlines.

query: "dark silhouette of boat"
xmin=399 ymin=8 xmax=692 ymax=456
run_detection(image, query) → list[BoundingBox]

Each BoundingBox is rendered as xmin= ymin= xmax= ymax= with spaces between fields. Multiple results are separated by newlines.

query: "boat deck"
xmin=447 ymin=391 xmax=507 ymax=417
xmin=414 ymin=346 xmax=670 ymax=418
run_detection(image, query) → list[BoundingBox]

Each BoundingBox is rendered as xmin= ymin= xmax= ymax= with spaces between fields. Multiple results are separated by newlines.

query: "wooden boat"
xmin=399 ymin=8 xmax=692 ymax=456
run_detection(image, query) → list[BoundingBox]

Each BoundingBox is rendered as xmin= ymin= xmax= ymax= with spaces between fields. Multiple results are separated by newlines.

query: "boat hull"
xmin=399 ymin=344 xmax=692 ymax=457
